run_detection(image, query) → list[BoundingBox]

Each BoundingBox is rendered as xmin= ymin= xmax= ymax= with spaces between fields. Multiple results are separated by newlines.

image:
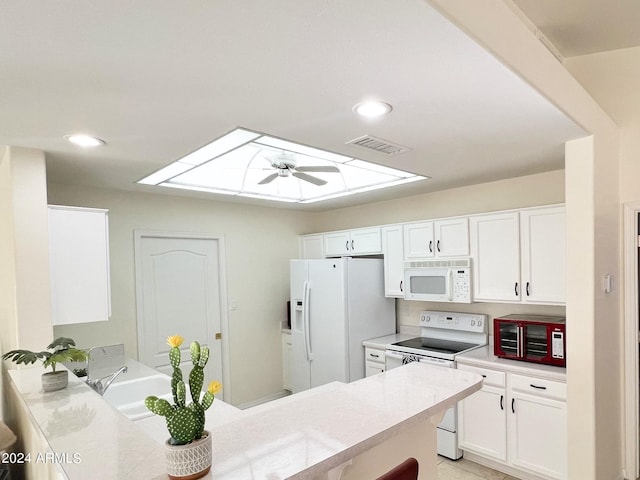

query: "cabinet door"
xmin=509 ymin=391 xmax=567 ymax=479
xmin=324 ymin=231 xmax=351 ymax=257
xmin=299 ymin=234 xmax=325 ymax=259
xmin=365 ymin=361 xmax=385 ymax=377
xmin=381 ymin=225 xmax=405 ymax=297
xmin=403 ymin=222 xmax=434 ymax=259
xmin=350 ymin=227 xmax=382 ymax=255
xmin=520 ymin=206 xmax=566 ymax=304
xmin=458 ymin=385 xmax=508 ymax=462
xmin=48 ymin=205 xmax=111 ymax=325
xmin=470 ymin=212 xmax=520 ymax=302
xmin=434 ymin=218 xmax=469 ymax=257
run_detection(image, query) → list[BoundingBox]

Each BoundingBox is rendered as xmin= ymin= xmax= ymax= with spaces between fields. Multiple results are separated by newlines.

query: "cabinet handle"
xmin=437 ymin=240 xmax=441 ymax=252
xmin=511 ymin=398 xmax=516 ymax=413
xmin=514 ymin=282 xmax=519 ymax=296
xmin=526 ymin=282 xmax=530 ymax=296
xmin=428 ymin=240 xmax=433 ymax=253
xmin=530 ymin=383 xmax=547 ymax=390
xmin=369 ymin=353 xmax=380 ymax=358
xmin=500 ymin=395 xmax=504 ymax=411
xmin=400 ymin=280 xmax=403 ymax=292
xmin=346 ymin=240 xmax=349 ymax=251
xmin=351 ymin=240 xmax=354 ymax=251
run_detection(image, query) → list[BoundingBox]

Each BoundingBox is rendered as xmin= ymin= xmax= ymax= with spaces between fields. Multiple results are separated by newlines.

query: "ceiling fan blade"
xmin=293 ymin=172 xmax=327 ymax=186
xmin=295 ymin=166 xmax=340 ymax=173
xmin=257 ymin=173 xmax=279 ymax=185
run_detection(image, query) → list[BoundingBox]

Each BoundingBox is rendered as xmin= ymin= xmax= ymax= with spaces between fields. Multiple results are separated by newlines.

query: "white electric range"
xmin=385 ymin=310 xmax=488 ymax=460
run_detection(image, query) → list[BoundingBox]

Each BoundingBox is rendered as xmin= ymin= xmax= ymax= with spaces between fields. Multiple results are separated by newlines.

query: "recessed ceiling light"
xmin=64 ymin=134 xmax=105 ymax=147
xmin=353 ymin=101 xmax=393 ymax=118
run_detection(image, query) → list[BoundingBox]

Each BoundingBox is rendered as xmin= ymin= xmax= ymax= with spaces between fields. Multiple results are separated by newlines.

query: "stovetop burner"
xmin=391 ymin=337 xmax=481 ymax=356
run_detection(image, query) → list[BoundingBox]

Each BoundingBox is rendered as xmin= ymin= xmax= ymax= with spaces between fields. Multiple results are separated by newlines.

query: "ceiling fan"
xmin=257 ymin=152 xmax=340 ymax=186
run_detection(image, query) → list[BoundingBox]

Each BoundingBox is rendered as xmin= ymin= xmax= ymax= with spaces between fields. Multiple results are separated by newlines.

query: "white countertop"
xmin=362 ymin=333 xmax=417 ymax=349
xmin=9 ymin=360 xmax=482 ymax=480
xmin=456 ymin=345 xmax=567 ymax=381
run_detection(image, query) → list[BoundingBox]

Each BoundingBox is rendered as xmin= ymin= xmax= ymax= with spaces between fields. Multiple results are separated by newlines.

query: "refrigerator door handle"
xmin=303 ymin=281 xmax=313 ymax=361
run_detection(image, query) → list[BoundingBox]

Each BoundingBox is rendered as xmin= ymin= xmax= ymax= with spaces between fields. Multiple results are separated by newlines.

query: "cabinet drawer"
xmin=458 ymin=364 xmax=505 ymax=387
xmin=365 ymin=347 xmax=385 ymax=364
xmin=510 ymin=374 xmax=566 ymax=400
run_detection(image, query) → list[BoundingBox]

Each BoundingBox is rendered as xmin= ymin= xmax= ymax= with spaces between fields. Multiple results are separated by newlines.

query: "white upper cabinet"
xmin=404 ymin=218 xmax=469 ymax=260
xmin=381 ymin=225 xmax=404 ymax=298
xmin=470 ymin=212 xmax=521 ymax=302
xmin=470 ymin=205 xmax=566 ymax=305
xmin=299 ymin=234 xmax=325 ymax=259
xmin=520 ymin=206 xmax=566 ymax=304
xmin=323 ymin=227 xmax=382 ymax=257
xmin=48 ymin=205 xmax=111 ymax=325
xmin=403 ymin=222 xmax=435 ymax=259
xmin=434 ymin=217 xmax=469 ymax=257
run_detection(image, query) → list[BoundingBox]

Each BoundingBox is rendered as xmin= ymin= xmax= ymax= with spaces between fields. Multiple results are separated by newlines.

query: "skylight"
xmin=138 ymin=128 xmax=427 ymax=204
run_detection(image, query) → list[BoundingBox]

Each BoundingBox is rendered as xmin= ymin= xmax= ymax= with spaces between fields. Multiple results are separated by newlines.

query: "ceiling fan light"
xmin=353 ymin=101 xmax=392 ymax=118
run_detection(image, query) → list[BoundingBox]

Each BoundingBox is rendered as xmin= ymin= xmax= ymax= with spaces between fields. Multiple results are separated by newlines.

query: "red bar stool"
xmin=376 ymin=457 xmax=419 ymax=480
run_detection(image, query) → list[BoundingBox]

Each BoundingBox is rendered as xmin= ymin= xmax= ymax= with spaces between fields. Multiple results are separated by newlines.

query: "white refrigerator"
xmin=290 ymin=257 xmax=395 ymax=393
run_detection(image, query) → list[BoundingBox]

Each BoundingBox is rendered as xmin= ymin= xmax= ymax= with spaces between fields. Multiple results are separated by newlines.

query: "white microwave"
xmin=403 ymin=258 xmax=472 ymax=303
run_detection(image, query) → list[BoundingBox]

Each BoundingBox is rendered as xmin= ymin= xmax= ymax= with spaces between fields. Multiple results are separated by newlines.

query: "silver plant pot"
xmin=41 ymin=370 xmax=68 ymax=392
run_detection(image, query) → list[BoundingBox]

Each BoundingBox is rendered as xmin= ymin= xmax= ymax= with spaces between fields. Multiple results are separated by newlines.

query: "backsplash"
xmin=395 ymin=299 xmax=566 ymax=341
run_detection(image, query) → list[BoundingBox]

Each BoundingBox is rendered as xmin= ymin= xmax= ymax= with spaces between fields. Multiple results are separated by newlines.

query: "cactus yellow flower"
xmin=208 ymin=381 xmax=222 ymax=395
xmin=166 ymin=335 xmax=184 ymax=348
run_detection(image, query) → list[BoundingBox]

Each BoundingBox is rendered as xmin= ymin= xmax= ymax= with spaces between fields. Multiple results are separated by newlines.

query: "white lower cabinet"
xmin=458 ymin=363 xmax=566 ymax=480
xmin=364 ymin=346 xmax=386 ymax=377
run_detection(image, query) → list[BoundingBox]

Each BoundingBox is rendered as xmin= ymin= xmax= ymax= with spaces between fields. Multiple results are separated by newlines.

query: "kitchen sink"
xmin=102 ymin=374 xmax=172 ymax=420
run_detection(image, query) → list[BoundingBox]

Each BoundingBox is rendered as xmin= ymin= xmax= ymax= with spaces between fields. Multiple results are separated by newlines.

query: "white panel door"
xmin=470 ymin=212 xmax=520 ymax=302
xmin=520 ymin=206 xmax=566 ymax=304
xmin=136 ymin=234 xmax=224 ymax=396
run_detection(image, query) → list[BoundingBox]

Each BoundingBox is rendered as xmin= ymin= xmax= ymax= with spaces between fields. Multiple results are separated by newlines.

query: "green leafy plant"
xmin=1 ymin=337 xmax=87 ymax=373
xmin=145 ymin=335 xmax=221 ymax=445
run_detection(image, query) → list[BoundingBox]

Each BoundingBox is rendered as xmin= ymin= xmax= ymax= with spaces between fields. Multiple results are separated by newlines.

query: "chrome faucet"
xmin=87 ymin=365 xmax=128 ymax=395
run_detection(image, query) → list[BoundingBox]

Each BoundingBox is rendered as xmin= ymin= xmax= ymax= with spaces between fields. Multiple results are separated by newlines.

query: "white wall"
xmin=564 ymin=46 xmax=640 ymax=204
xmin=565 ymin=45 xmax=640 ymax=479
xmin=47 ymin=184 xmax=311 ymax=406
xmin=309 ymin=169 xmax=565 ymax=232
xmin=0 ymin=146 xmax=54 ymax=353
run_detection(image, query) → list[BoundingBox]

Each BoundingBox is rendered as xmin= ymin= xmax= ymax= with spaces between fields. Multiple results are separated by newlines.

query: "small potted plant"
xmin=1 ymin=337 xmax=88 ymax=392
xmin=145 ymin=335 xmax=221 ymax=480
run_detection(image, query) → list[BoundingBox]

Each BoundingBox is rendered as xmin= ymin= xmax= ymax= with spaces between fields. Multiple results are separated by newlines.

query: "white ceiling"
xmin=0 ymin=1 xmax=590 ymax=211
xmin=511 ymin=0 xmax=640 ymax=57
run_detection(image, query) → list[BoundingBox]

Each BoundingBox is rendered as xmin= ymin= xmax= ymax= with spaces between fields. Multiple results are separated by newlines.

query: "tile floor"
xmin=437 ymin=456 xmax=521 ymax=480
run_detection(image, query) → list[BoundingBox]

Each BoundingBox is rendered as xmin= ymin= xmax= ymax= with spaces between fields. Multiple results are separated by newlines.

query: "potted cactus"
xmin=145 ymin=335 xmax=221 ymax=480
xmin=1 ymin=337 xmax=87 ymax=392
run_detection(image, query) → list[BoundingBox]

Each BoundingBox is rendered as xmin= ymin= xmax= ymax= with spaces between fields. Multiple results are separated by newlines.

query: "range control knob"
xmin=423 ymin=315 xmax=431 ymax=322
xmin=478 ymin=320 xmax=483 ymax=327
xmin=470 ymin=320 xmax=476 ymax=326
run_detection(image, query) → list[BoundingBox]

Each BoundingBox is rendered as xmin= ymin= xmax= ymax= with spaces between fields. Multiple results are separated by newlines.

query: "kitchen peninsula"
xmin=6 ymin=361 xmax=482 ymax=480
